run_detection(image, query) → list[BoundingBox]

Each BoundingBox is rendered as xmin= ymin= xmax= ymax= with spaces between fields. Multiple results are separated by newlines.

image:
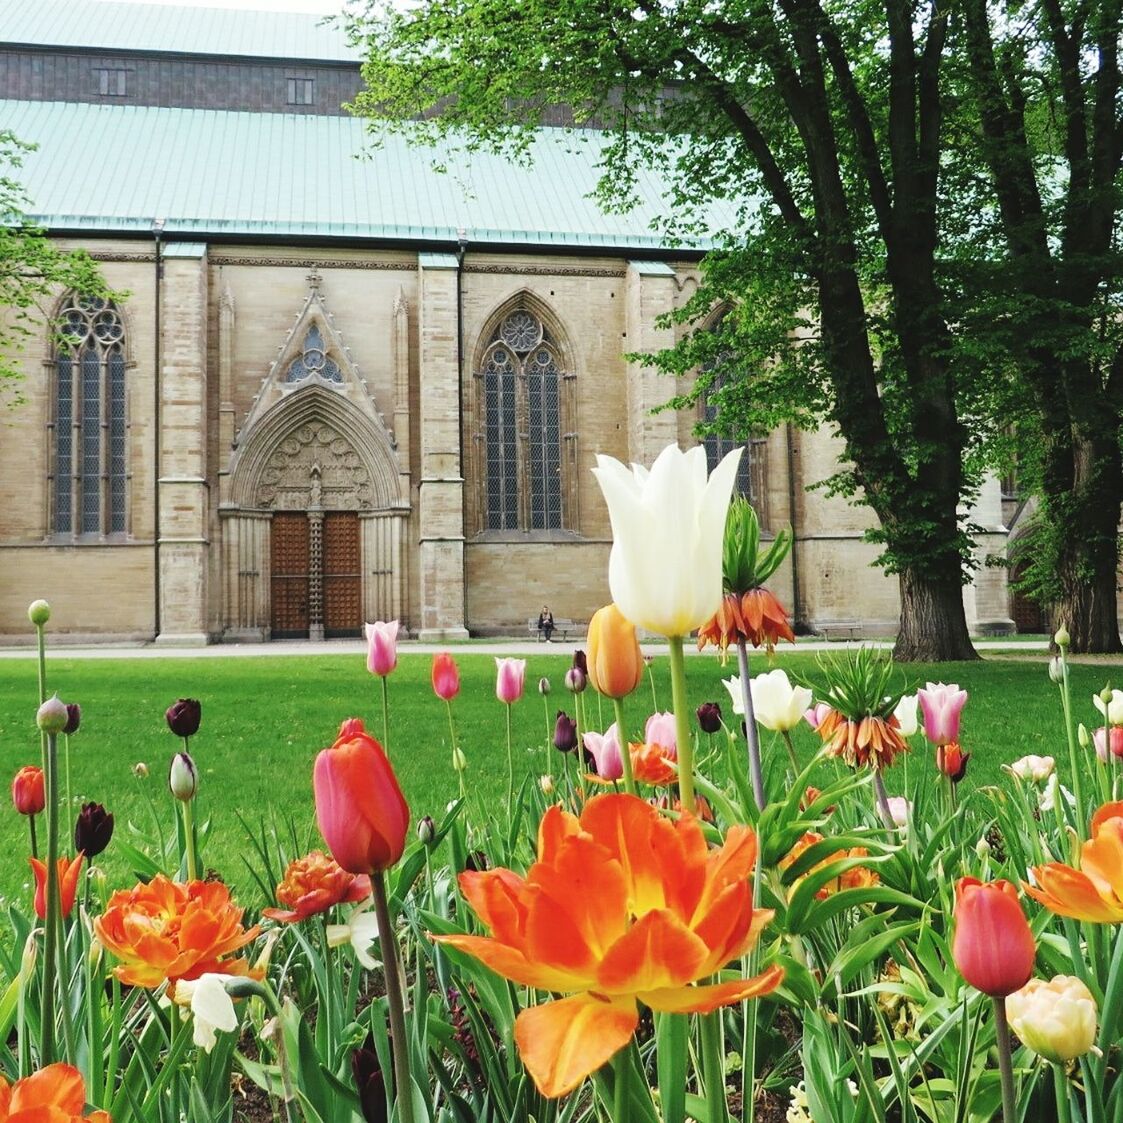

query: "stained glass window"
xmin=285 ymin=324 xmax=342 ymax=384
xmin=477 ymin=309 xmax=568 ymax=532
xmin=52 ymin=294 xmax=128 ymax=536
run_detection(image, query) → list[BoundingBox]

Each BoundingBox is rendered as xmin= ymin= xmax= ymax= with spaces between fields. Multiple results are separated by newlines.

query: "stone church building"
xmin=0 ymin=0 xmax=1019 ymax=642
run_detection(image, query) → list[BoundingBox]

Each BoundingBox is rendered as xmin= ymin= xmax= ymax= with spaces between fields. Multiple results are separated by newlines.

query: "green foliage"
xmin=722 ymin=496 xmax=792 ymax=594
xmin=0 ymin=131 xmax=116 ymax=405
xmin=817 ymin=647 xmax=904 ymax=722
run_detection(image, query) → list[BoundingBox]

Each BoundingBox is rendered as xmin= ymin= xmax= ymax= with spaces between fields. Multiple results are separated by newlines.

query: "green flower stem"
xmin=735 ymin=639 xmax=765 ymax=811
xmin=40 ymin=730 xmax=61 ymax=1065
xmin=780 ymin=729 xmax=800 ymax=778
xmin=444 ymin=700 xmax=464 ymax=800
xmin=1054 ymin=1062 xmax=1072 ymax=1123
xmin=86 ymin=941 xmax=104 ymax=1107
xmin=667 ymin=636 xmax=695 ymax=811
xmin=63 ymin=734 xmax=72 ymax=822
xmin=647 ymin=662 xmax=659 ymax=712
xmin=35 ymin=621 xmax=47 ymax=706
xmin=1058 ymin=653 xmax=1088 ymax=841
xmin=181 ymin=798 xmax=198 ymax=882
xmin=612 ymin=697 xmax=637 ymax=797
xmin=612 ymin=1049 xmax=629 ymax=1120
xmin=505 ymin=703 xmax=514 ymax=811
xmin=371 ymin=870 xmax=416 ymax=1123
xmin=700 ymin=1009 xmax=729 ymax=1123
xmin=28 ymin=816 xmax=37 ymax=861
xmin=993 ymin=996 xmax=1017 ymax=1123
xmin=102 ymin=974 xmax=121 ymax=1110
xmin=380 ymin=675 xmax=390 ymax=752
xmin=872 ymin=770 xmax=895 ymax=830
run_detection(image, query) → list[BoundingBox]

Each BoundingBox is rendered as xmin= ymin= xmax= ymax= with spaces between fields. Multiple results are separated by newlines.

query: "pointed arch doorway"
xmin=222 ymin=387 xmax=411 ymax=641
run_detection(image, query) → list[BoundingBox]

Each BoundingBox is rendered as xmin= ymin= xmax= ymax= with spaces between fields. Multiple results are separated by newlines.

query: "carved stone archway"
xmin=220 ymin=387 xmax=410 ymax=641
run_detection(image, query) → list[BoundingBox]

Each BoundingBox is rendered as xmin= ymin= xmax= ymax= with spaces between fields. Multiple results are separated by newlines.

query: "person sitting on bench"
xmin=537 ymin=605 xmax=555 ymax=642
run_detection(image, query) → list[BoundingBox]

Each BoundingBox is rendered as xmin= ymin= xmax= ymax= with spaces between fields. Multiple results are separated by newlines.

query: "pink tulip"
xmin=495 ymin=658 xmax=527 ymax=704
xmin=917 ymin=682 xmax=968 ymax=747
xmin=364 ymin=620 xmax=400 ymax=677
xmin=432 ymin=652 xmax=460 ymax=701
xmin=583 ymin=723 xmax=623 ymax=781
xmin=803 ymin=702 xmax=832 ymax=731
xmin=644 ymin=712 xmax=678 ymax=759
xmin=1094 ymin=726 xmax=1123 ymax=761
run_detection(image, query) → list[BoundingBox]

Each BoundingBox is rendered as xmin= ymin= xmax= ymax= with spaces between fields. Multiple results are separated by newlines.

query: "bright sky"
xmin=94 ymin=0 xmax=352 ymax=12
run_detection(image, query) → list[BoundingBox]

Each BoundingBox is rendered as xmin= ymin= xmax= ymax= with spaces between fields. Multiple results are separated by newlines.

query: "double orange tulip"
xmin=1027 ymin=801 xmax=1123 ymax=922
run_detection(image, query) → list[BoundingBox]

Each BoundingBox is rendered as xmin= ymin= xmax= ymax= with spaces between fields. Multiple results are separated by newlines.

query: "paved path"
xmin=0 ymin=637 xmax=1050 ymax=660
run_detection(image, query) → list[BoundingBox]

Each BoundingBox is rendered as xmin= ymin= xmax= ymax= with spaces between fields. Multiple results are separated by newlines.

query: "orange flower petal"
xmin=1081 ymin=818 xmax=1123 ymax=904
xmin=459 ymin=868 xmax=530 ymax=946
xmin=433 ymin=933 xmax=589 ymax=992
xmin=1024 ymin=865 xmax=1123 ymax=923
xmin=1090 ymin=802 xmax=1123 ymax=836
xmin=7 ymin=1063 xmax=87 ymax=1113
xmin=595 ymin=909 xmax=708 ymax=994
xmin=514 ymin=992 xmax=637 ymax=1098
xmin=639 ymin=963 xmax=786 ymax=1013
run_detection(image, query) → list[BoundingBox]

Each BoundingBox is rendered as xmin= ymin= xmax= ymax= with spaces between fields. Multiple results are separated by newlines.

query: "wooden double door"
xmin=270 ymin=511 xmax=362 ymax=638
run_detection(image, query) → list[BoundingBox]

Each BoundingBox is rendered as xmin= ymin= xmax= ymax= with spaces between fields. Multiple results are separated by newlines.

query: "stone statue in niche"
xmin=256 ymin=422 xmax=375 ymax=510
xmin=309 ymin=462 xmax=323 ymax=507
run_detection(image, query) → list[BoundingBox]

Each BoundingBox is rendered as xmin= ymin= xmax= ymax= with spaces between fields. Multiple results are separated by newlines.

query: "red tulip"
xmin=314 ymin=718 xmax=409 ymax=875
xmin=952 ymin=878 xmax=1036 ymax=996
xmin=936 ymin=742 xmax=970 ymax=784
xmin=30 ymin=854 xmax=85 ymax=920
xmin=431 ymin=653 xmax=460 ymax=701
xmin=12 ymin=766 xmax=45 ymax=816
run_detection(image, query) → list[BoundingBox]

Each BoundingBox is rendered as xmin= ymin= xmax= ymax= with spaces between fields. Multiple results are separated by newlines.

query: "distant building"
xmin=0 ymin=0 xmax=1017 ymax=641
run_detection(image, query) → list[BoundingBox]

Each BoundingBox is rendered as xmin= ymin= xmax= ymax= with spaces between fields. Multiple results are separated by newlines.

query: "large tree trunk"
xmin=894 ymin=562 xmax=979 ymax=662
xmin=1047 ymin=432 xmax=1123 ymax=653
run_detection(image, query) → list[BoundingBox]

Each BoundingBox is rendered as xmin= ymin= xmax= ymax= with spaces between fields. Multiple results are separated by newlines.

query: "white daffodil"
xmin=723 ymin=670 xmax=812 ymax=732
xmin=327 ymin=905 xmax=381 ymax=970
xmin=173 ymin=973 xmax=239 ymax=1053
xmin=1094 ymin=689 xmax=1123 ymax=725
xmin=893 ymin=694 xmax=919 ymax=737
xmin=592 ymin=444 xmax=741 ymax=637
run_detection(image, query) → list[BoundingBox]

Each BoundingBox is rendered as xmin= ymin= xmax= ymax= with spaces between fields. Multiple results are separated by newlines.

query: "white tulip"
xmin=893 ymin=694 xmax=919 ymax=737
xmin=723 ymin=669 xmax=812 ymax=732
xmin=1094 ymin=689 xmax=1123 ymax=725
xmin=1008 ymin=754 xmax=1055 ymax=783
xmin=174 ymin=973 xmax=239 ymax=1054
xmin=886 ymin=797 xmax=911 ymax=829
xmin=592 ymin=444 xmax=741 ymax=637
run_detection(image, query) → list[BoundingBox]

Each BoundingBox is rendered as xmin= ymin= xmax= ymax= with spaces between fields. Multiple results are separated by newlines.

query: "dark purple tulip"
xmin=573 ymin=650 xmax=588 ymax=676
xmin=74 ymin=801 xmax=114 ymax=858
xmin=351 ymin=1045 xmax=387 ymax=1123
xmin=165 ymin=698 xmax=201 ymax=738
xmin=63 ymin=703 xmax=81 ymax=736
xmin=553 ymin=711 xmax=578 ymax=753
xmin=696 ymin=702 xmax=723 ymax=735
xmin=464 ymin=850 xmax=490 ymax=873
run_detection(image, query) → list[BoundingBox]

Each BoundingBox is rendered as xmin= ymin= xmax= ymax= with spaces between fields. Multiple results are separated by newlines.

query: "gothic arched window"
xmin=699 ymin=325 xmax=769 ymax=527
xmin=51 ymin=294 xmax=128 ymax=536
xmin=475 ymin=306 xmax=573 ymax=532
xmin=284 ymin=324 xmax=342 ymax=385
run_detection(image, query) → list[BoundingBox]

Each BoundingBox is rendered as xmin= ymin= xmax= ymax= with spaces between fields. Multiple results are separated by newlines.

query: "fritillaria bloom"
xmin=432 ymin=794 xmax=783 ymax=1097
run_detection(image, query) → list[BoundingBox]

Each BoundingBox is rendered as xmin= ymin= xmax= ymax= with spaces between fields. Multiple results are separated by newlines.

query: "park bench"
xmin=820 ymin=620 xmax=862 ymax=641
xmin=526 ymin=617 xmax=579 ymax=642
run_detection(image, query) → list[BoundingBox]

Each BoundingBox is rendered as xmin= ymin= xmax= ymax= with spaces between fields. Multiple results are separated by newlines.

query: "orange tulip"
xmin=1026 ymin=801 xmax=1123 ymax=922
xmin=697 ymin=588 xmax=795 ymax=654
xmin=314 ymin=718 xmax=410 ymax=876
xmin=952 ymin=878 xmax=1036 ymax=996
xmin=586 ymin=605 xmax=644 ymax=700
xmin=432 ymin=793 xmax=783 ymax=1097
xmin=29 ymin=854 xmax=84 ymax=920
xmin=936 ymin=742 xmax=970 ymax=783
xmin=630 ymin=740 xmax=678 ymax=786
xmin=94 ymin=874 xmax=260 ymax=990
xmin=11 ymin=766 xmax=44 ymax=816
xmin=0 ymin=1063 xmax=110 ymax=1122
xmin=263 ymin=850 xmax=372 ymax=923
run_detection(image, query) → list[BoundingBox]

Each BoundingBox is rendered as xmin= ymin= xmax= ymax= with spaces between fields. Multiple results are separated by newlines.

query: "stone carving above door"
xmin=256 ymin=422 xmax=375 ymax=510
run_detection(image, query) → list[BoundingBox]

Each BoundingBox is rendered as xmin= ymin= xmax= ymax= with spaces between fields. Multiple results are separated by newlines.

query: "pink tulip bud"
xmin=1093 ymin=726 xmax=1123 ymax=761
xmin=918 ymin=682 xmax=968 ymax=747
xmin=643 ymin=712 xmax=678 ymax=758
xmin=495 ymin=658 xmax=526 ymax=705
xmin=364 ymin=620 xmax=400 ymax=677
xmin=803 ymin=702 xmax=832 ymax=731
xmin=431 ymin=653 xmax=460 ymax=701
xmin=583 ymin=724 xmax=623 ymax=781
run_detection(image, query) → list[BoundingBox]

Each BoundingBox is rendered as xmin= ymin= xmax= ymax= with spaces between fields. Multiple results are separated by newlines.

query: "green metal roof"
xmin=4 ymin=99 xmax=740 ymax=252
xmin=0 ymin=0 xmax=359 ymax=62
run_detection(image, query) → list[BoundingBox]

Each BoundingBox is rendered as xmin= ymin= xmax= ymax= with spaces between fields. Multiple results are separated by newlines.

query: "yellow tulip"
xmin=1006 ymin=975 xmax=1097 ymax=1063
xmin=586 ymin=604 xmax=644 ymax=700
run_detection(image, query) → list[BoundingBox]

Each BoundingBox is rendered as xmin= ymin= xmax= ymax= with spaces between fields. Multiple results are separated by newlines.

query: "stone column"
xmin=155 ymin=243 xmax=210 ymax=645
xmin=963 ymin=472 xmax=1015 ymax=635
xmin=416 ymin=253 xmax=469 ymax=640
xmin=624 ymin=261 xmax=681 ymax=464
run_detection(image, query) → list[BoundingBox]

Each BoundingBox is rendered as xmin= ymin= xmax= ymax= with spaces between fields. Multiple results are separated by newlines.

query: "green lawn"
xmin=0 ymin=648 xmax=1112 ymax=911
